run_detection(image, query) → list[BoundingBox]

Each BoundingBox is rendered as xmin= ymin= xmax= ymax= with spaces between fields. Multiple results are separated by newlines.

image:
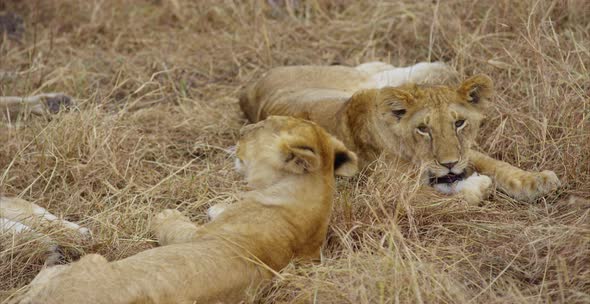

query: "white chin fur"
xmin=433 ymin=173 xmax=490 ymax=195
xmin=433 ymin=183 xmax=456 ymax=195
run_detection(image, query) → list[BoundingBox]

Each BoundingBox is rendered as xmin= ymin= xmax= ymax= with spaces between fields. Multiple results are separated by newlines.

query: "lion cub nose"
xmin=440 ymin=161 xmax=458 ymax=169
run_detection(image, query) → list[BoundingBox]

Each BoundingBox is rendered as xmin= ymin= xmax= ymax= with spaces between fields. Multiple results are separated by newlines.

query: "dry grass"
xmin=0 ymin=0 xmax=589 ymax=303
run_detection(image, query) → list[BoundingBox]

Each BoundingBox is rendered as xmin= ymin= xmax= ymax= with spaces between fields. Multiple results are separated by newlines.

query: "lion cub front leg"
xmin=468 ymin=150 xmax=561 ymax=202
xmin=152 ymin=204 xmax=230 ymax=246
xmin=152 ymin=209 xmax=202 ymax=246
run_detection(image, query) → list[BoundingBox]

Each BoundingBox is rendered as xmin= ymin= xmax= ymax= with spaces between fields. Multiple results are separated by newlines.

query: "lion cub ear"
xmin=458 ymin=75 xmax=493 ymax=105
xmin=377 ymin=86 xmax=415 ymax=119
xmin=329 ymin=136 xmax=358 ymax=177
xmin=279 ymin=139 xmax=321 ymax=174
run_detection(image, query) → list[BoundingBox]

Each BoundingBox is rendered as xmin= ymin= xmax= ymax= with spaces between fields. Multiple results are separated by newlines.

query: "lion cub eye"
xmin=392 ymin=109 xmax=406 ymax=119
xmin=416 ymin=125 xmax=429 ymax=135
xmin=455 ymin=120 xmax=466 ymax=129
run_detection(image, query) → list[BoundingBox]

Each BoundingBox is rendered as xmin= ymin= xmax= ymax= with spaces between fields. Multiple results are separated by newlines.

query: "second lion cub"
xmin=13 ymin=116 xmax=358 ymax=304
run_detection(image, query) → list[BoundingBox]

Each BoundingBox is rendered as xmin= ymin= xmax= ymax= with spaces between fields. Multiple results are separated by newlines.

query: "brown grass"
xmin=1 ymin=0 xmax=589 ymax=303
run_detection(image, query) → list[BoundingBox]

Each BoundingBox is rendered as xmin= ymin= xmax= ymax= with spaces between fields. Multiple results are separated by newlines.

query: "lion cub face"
xmin=236 ymin=116 xmax=358 ymax=188
xmin=373 ymin=75 xmax=493 ymax=185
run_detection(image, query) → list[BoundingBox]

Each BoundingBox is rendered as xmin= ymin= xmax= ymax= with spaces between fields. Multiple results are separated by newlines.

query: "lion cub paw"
xmin=500 ymin=170 xmax=561 ymax=202
xmin=153 ymin=209 xmax=190 ymax=228
xmin=457 ymin=173 xmax=492 ymax=205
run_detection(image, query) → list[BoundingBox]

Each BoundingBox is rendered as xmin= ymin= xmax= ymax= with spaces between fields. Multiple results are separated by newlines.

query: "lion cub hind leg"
xmin=152 ymin=209 xmax=202 ymax=246
xmin=0 ymin=217 xmax=32 ymax=233
xmin=0 ymin=218 xmax=63 ymax=267
xmin=30 ymin=206 xmax=90 ymax=237
xmin=1 ymin=197 xmax=90 ymax=266
xmin=0 ymin=196 xmax=90 ymax=237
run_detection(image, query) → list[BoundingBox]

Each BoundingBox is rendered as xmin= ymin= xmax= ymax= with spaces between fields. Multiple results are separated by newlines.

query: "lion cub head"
xmin=371 ymin=75 xmax=493 ymax=185
xmin=236 ymin=116 xmax=358 ymax=188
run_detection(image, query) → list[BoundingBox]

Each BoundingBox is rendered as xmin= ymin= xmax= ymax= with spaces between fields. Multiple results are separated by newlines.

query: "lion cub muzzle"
xmin=429 ymin=171 xmax=466 ymax=185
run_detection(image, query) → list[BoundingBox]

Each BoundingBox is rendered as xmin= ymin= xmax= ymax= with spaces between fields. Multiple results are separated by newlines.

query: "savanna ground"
xmin=1 ymin=0 xmax=589 ymax=303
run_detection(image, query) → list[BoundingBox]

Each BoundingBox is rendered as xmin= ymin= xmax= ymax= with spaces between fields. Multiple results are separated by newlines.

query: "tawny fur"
xmin=12 ymin=116 xmax=358 ymax=304
xmin=240 ymin=62 xmax=561 ymax=203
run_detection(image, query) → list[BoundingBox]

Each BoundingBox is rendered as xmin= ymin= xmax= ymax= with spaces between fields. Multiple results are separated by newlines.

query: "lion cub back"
xmin=239 ymin=65 xmax=369 ymax=122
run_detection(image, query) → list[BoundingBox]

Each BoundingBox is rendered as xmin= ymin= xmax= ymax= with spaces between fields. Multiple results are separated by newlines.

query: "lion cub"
xmin=13 ymin=116 xmax=358 ymax=304
xmin=240 ymin=62 xmax=561 ymax=203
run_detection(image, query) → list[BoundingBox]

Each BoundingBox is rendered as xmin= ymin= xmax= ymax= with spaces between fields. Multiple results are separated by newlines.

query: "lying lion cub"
xmin=13 ymin=116 xmax=358 ymax=304
xmin=240 ymin=62 xmax=560 ymax=203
